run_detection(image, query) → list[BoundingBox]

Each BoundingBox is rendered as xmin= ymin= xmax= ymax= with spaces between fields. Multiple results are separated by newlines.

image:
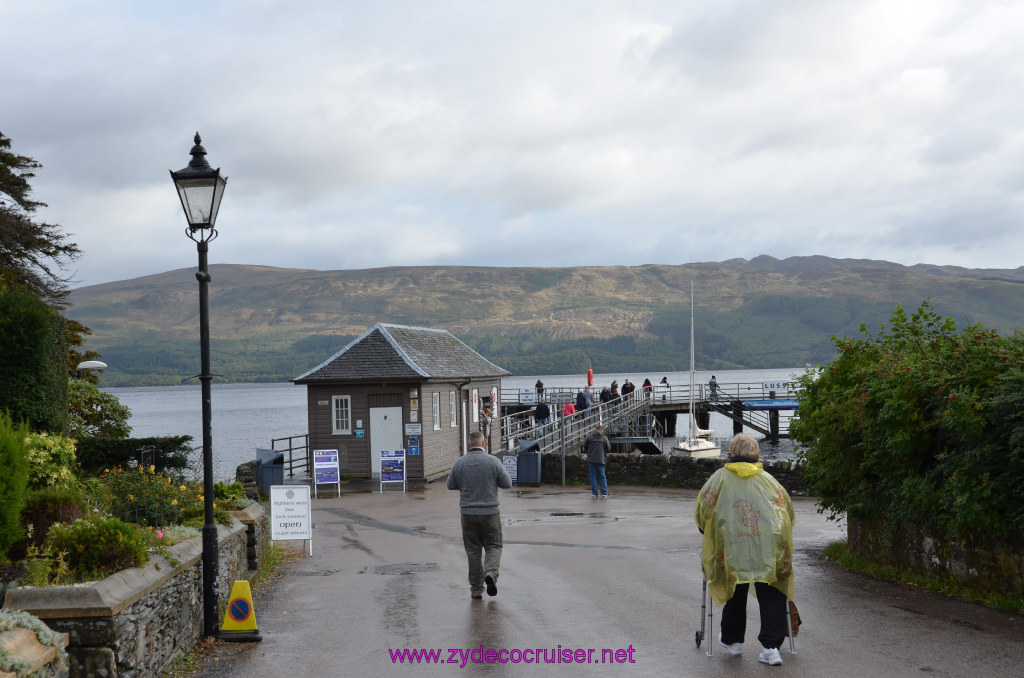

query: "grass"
xmin=823 ymin=540 xmax=1024 ymax=615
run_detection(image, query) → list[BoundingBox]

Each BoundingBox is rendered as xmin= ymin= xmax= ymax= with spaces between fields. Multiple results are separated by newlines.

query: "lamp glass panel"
xmin=176 ymin=179 xmax=216 ymax=226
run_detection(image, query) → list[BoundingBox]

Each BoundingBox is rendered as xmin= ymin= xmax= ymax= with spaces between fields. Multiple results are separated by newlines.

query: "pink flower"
xmin=156 ymin=530 xmax=164 ymax=539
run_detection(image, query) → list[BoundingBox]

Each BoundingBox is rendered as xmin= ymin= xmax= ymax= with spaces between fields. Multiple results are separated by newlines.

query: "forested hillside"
xmin=66 ymin=256 xmax=1024 ymax=386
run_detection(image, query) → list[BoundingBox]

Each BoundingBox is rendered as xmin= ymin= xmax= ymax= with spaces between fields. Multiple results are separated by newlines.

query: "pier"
xmin=499 ymin=380 xmax=801 ymax=461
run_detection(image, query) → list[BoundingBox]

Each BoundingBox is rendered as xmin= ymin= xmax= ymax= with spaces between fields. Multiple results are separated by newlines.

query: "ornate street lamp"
xmin=170 ymin=132 xmax=227 ymax=637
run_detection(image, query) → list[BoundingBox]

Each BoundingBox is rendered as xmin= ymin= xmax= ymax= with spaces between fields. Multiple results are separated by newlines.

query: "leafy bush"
xmin=792 ymin=301 xmax=1024 ymax=540
xmin=66 ymin=379 xmax=132 ymax=439
xmin=24 ymin=432 xmax=77 ymax=489
xmin=93 ymin=465 xmax=198 ymax=528
xmin=0 ymin=412 xmax=31 ymax=559
xmin=44 ymin=515 xmax=148 ymax=579
xmin=75 ymin=435 xmax=193 ymax=476
xmin=7 ymin=485 xmax=90 ymax=561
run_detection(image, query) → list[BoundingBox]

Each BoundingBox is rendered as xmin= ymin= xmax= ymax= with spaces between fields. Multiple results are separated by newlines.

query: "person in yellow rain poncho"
xmin=694 ymin=434 xmax=795 ymax=666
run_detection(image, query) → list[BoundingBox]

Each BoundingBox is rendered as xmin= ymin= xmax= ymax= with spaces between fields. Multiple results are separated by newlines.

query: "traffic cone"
xmin=219 ymin=580 xmax=263 ymax=642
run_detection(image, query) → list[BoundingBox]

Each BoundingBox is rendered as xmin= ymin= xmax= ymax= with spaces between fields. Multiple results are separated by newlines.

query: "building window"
xmin=472 ymin=389 xmax=479 ymax=423
xmin=449 ymin=391 xmax=457 ymax=427
xmin=332 ymin=395 xmax=352 ymax=435
xmin=432 ymin=392 xmax=441 ymax=430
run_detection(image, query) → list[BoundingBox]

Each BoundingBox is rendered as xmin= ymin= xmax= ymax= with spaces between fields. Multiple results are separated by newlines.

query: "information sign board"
xmin=312 ymin=449 xmax=342 ymax=498
xmin=380 ymin=449 xmax=407 ymax=493
xmin=270 ymin=485 xmax=312 ymax=555
xmin=501 ymin=453 xmax=518 ymax=484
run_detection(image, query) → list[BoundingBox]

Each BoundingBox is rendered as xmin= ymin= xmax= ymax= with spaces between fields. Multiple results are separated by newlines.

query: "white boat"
xmin=672 ymin=281 xmax=722 ymax=459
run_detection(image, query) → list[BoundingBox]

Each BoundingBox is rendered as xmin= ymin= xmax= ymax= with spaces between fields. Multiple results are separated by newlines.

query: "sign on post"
xmin=270 ymin=485 xmax=312 ymax=556
xmin=380 ymin=449 xmax=406 ymax=493
xmin=312 ymin=449 xmax=341 ymax=498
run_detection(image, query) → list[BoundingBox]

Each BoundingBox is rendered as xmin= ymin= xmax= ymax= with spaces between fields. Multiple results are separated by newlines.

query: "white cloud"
xmin=3 ymin=0 xmax=1024 ymax=288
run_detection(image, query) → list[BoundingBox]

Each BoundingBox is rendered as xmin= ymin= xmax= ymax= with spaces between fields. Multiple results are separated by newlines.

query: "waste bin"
xmin=516 ymin=439 xmax=541 ymax=486
xmin=255 ymin=448 xmax=284 ymax=496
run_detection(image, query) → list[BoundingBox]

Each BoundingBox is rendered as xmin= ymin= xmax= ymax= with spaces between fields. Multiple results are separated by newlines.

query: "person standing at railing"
xmin=534 ymin=400 xmax=550 ymax=435
xmin=708 ymin=375 xmax=719 ymax=402
xmin=562 ymin=400 xmax=576 ymax=435
xmin=584 ymin=424 xmax=611 ymax=498
xmin=622 ymin=379 xmax=635 ymax=399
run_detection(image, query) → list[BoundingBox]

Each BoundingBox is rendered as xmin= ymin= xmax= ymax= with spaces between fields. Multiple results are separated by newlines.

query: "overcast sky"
xmin=5 ymin=1 xmax=1024 ymax=288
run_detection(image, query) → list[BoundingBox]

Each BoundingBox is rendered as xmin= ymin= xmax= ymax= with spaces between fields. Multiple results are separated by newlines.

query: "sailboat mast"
xmin=689 ymin=280 xmax=696 ymax=441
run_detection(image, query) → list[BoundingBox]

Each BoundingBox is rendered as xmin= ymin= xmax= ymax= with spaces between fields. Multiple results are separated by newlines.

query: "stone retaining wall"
xmin=848 ymin=518 xmax=1024 ymax=597
xmin=2 ymin=505 xmax=269 ymax=678
xmin=537 ymin=452 xmax=809 ymax=495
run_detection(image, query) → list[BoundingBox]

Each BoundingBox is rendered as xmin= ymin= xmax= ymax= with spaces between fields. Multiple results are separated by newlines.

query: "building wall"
xmin=306 ymin=383 xmax=412 ymax=478
xmin=305 ymin=379 xmax=503 ymax=480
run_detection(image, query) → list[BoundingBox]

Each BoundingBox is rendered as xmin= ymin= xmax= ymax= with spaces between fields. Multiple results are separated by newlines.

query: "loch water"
xmin=107 ymin=367 xmax=807 ymax=482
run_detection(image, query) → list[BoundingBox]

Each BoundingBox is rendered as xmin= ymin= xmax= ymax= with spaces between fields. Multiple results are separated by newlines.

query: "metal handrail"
xmin=502 ymin=381 xmax=802 ymax=407
xmin=272 ymin=434 xmax=310 ymax=478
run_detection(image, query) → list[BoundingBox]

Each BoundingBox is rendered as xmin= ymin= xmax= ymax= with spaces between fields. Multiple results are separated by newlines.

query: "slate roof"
xmin=293 ymin=323 xmax=511 ymax=383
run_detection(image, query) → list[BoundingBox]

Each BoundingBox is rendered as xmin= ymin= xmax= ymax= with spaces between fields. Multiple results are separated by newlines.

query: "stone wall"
xmin=537 ymin=452 xmax=809 ymax=495
xmin=2 ymin=505 xmax=269 ymax=678
xmin=848 ymin=518 xmax=1024 ymax=596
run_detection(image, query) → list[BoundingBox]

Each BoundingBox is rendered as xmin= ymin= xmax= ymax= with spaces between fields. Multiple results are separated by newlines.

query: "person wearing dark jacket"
xmin=448 ymin=431 xmax=513 ymax=599
xmin=534 ymin=400 xmax=550 ymax=434
xmin=584 ymin=425 xmax=611 ymax=498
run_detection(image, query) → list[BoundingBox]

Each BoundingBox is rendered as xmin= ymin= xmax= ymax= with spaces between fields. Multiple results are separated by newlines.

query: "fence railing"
xmin=501 ymin=381 xmax=802 ymax=408
xmin=272 ymin=434 xmax=310 ymax=478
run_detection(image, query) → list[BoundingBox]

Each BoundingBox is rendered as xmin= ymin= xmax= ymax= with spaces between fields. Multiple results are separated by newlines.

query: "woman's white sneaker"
xmin=758 ymin=647 xmax=783 ymax=665
xmin=718 ymin=633 xmax=742 ymax=656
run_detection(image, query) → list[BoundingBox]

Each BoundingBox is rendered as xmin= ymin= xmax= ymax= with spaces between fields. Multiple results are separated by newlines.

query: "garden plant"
xmin=791 ymin=300 xmax=1024 ymax=541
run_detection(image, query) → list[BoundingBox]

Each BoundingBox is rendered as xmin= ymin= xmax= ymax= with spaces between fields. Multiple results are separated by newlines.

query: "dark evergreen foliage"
xmin=0 ymin=283 xmax=68 ymax=432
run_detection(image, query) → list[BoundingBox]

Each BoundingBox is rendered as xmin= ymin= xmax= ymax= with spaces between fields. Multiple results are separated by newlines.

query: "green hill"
xmin=66 ymin=256 xmax=1024 ymax=386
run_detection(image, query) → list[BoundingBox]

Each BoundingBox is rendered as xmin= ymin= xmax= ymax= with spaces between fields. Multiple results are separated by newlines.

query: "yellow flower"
xmin=149 ymin=464 xmax=156 ymax=474
xmin=171 ymin=499 xmax=178 ymax=506
xmin=180 ymin=485 xmax=187 ymax=491
xmin=129 ymin=494 xmax=134 ymax=501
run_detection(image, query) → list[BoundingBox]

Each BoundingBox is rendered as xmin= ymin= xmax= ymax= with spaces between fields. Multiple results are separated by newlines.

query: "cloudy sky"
xmin=4 ymin=1 xmax=1024 ymax=288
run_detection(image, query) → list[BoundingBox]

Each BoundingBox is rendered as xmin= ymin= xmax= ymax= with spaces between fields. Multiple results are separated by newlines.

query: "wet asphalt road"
xmin=183 ymin=482 xmax=1024 ymax=677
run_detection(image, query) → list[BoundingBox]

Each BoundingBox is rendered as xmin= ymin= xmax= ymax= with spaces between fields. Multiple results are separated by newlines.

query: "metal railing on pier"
xmin=501 ymin=381 xmax=802 ymax=409
xmin=271 ymin=434 xmax=310 ymax=478
xmin=500 ymin=390 xmax=657 ymax=458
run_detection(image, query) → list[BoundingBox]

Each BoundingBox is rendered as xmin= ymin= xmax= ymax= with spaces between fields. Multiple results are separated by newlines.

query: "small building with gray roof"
xmin=293 ymin=323 xmax=511 ymax=480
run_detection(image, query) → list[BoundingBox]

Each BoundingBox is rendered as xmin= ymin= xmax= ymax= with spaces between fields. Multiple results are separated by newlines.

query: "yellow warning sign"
xmin=220 ymin=580 xmax=262 ymax=641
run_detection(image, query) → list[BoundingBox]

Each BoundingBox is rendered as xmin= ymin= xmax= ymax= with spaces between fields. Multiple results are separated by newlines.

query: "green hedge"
xmin=0 ymin=412 xmax=32 ymax=559
xmin=791 ymin=301 xmax=1024 ymax=541
xmin=0 ymin=284 xmax=68 ymax=432
xmin=75 ymin=435 xmax=194 ymax=475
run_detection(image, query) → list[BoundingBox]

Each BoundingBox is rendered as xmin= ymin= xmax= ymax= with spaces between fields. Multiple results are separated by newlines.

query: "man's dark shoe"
xmin=485 ymin=574 xmax=497 ymax=597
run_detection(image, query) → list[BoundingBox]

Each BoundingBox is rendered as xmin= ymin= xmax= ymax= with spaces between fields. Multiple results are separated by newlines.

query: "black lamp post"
xmin=170 ymin=132 xmax=227 ymax=638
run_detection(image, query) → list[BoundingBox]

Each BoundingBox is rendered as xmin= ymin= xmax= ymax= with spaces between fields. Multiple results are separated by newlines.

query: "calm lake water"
xmin=106 ymin=367 xmax=808 ymax=482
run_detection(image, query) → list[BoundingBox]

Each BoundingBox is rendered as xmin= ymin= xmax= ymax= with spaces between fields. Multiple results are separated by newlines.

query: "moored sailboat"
xmin=672 ymin=281 xmax=721 ymax=459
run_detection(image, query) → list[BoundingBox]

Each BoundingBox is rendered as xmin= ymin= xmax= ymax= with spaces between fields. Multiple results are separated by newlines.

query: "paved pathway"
xmin=181 ymin=482 xmax=1024 ymax=677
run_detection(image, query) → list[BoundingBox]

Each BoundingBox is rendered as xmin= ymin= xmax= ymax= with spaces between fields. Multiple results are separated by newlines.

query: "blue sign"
xmin=745 ymin=399 xmax=800 ymax=411
xmin=408 ymin=435 xmax=420 ymax=456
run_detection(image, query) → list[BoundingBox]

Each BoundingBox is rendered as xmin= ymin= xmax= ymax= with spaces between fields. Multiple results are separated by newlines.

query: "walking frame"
xmin=695 ymin=575 xmax=797 ymax=657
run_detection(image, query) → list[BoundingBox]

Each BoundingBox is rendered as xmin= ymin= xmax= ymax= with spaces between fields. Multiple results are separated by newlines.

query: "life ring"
xmin=587 ymin=368 xmax=593 ymax=386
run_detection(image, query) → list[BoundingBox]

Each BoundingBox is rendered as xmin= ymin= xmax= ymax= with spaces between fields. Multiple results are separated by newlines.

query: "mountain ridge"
xmin=66 ymin=256 xmax=1024 ymax=386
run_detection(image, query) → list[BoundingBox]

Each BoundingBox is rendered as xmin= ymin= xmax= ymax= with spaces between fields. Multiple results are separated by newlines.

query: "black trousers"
xmin=720 ymin=582 xmax=788 ymax=650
